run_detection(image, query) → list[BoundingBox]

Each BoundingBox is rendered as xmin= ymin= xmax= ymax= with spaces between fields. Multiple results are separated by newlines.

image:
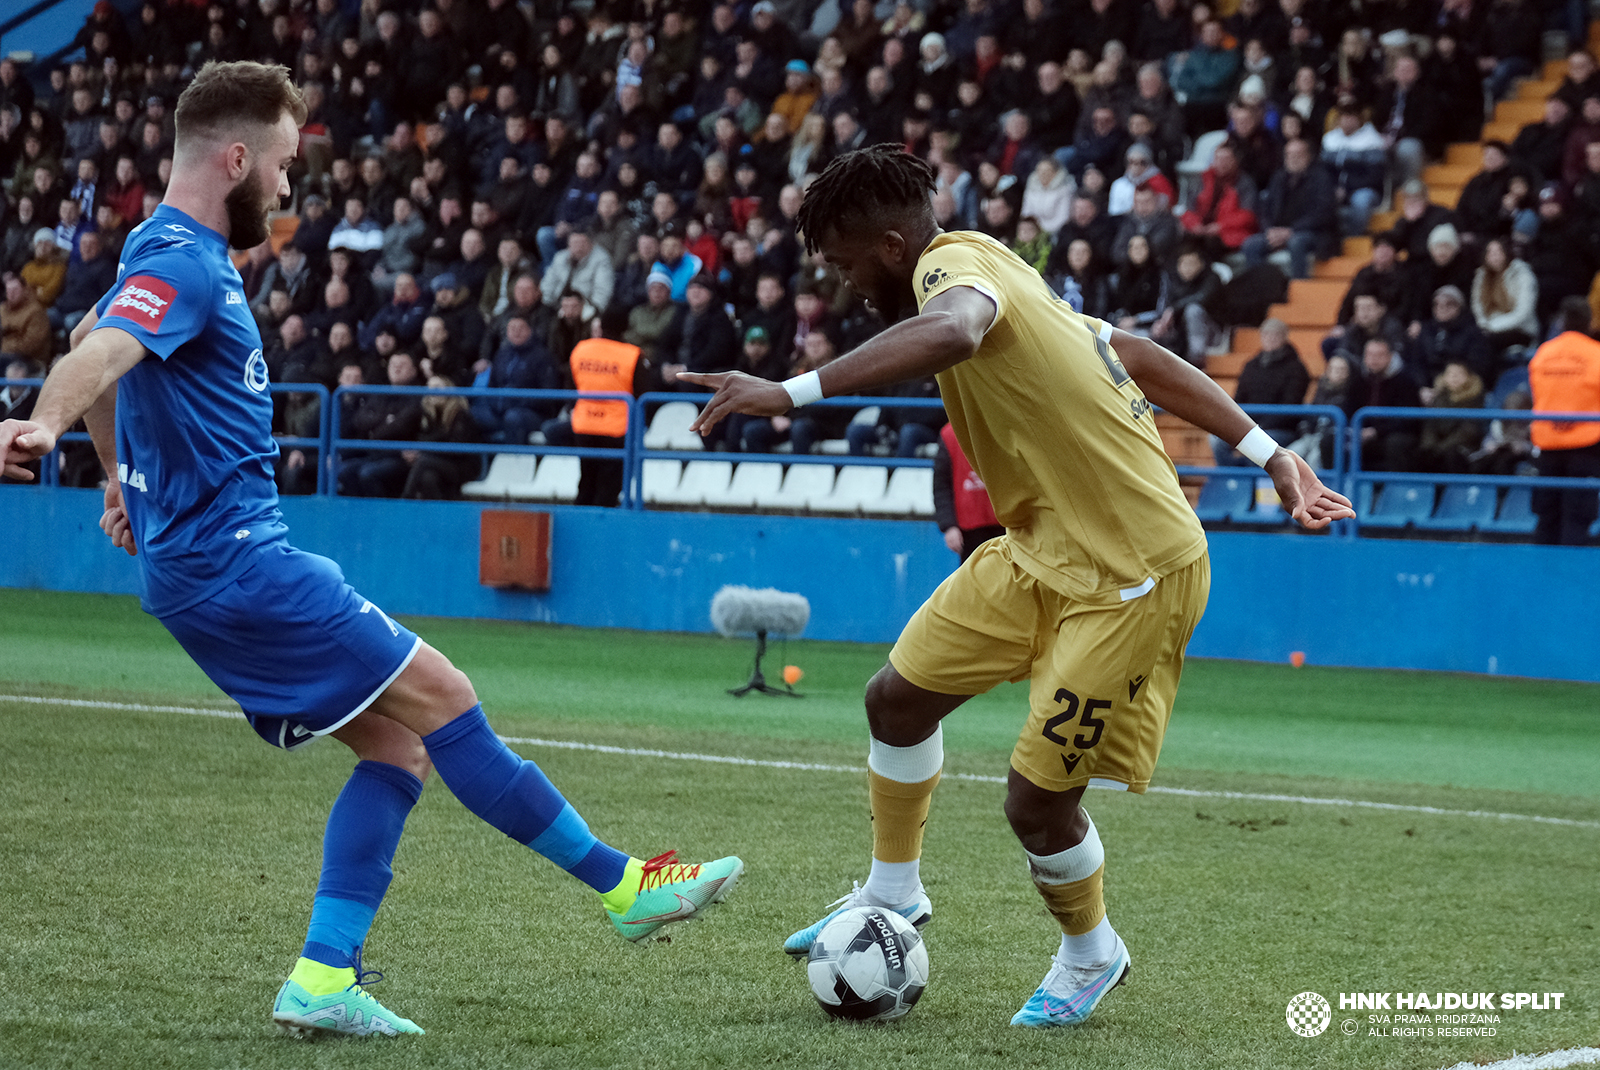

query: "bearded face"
xmin=224 ymin=166 xmax=277 ymax=250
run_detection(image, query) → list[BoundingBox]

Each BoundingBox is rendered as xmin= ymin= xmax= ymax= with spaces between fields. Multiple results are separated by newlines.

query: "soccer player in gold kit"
xmin=682 ymin=146 xmax=1353 ymax=1027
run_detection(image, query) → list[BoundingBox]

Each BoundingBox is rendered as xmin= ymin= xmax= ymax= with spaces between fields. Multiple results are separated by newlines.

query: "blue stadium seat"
xmin=1482 ymin=485 xmax=1538 ymax=534
xmin=1194 ymin=476 xmax=1253 ymax=522
xmin=1231 ymin=478 xmax=1290 ymax=525
xmin=1363 ymin=483 xmax=1437 ymax=529
xmin=1415 ymin=483 xmax=1498 ymax=531
xmin=1590 ymin=494 xmax=1600 ymax=539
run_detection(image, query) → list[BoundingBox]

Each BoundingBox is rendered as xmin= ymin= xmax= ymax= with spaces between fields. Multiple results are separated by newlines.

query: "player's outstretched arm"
xmin=1110 ymin=327 xmax=1354 ymax=530
xmin=0 ymin=324 xmax=146 ymax=481
xmin=682 ymin=286 xmax=996 ymax=435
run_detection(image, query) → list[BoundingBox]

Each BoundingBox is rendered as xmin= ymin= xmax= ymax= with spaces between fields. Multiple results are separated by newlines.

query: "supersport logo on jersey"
xmin=105 ymin=275 xmax=177 ymax=331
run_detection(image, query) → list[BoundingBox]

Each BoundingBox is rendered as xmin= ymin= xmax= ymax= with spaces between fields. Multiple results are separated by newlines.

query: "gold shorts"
xmin=889 ymin=538 xmax=1210 ymax=793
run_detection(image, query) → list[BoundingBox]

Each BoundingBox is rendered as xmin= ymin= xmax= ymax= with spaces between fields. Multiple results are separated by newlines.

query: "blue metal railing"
xmin=9 ymin=384 xmax=1600 ymax=539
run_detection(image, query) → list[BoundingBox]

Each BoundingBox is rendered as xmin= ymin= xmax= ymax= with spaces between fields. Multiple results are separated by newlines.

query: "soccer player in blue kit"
xmin=0 ymin=61 xmax=743 ymax=1038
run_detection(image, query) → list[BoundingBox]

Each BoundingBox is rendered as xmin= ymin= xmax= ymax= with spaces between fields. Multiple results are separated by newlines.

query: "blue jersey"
xmin=93 ymin=204 xmax=288 ymax=616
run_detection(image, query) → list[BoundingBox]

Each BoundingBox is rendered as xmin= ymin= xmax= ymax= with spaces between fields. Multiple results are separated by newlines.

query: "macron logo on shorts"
xmin=106 ymin=275 xmax=177 ymax=332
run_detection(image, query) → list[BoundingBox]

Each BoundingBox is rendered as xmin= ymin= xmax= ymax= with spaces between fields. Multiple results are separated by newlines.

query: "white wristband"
xmin=1236 ymin=426 xmax=1278 ymax=467
xmin=783 ymin=370 xmax=824 ymax=408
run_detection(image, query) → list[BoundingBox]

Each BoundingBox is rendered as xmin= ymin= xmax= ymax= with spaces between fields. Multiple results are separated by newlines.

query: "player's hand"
xmin=1266 ymin=448 xmax=1354 ymax=530
xmin=100 ymin=480 xmax=137 ymax=556
xmin=681 ymin=371 xmax=795 ymax=435
xmin=0 ymin=418 xmax=56 ymax=481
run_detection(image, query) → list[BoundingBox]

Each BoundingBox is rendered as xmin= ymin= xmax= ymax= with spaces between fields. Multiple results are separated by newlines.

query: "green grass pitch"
xmin=1 ymin=587 xmax=1597 ymax=1070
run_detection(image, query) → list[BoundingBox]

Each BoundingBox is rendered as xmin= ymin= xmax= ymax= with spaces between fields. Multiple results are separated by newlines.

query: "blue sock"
xmin=421 ymin=704 xmax=630 ymax=892
xmin=301 ymin=760 xmax=424 ymax=969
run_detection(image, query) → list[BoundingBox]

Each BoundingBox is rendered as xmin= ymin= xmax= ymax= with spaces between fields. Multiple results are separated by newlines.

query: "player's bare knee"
xmin=864 ymin=665 xmax=943 ymax=745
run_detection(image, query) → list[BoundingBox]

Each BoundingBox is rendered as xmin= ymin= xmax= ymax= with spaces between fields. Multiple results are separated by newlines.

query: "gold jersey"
xmin=916 ymin=230 xmax=1207 ymax=604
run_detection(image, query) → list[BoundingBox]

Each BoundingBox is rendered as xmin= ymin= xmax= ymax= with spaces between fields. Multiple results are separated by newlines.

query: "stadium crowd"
xmin=1 ymin=0 xmax=1598 ymax=520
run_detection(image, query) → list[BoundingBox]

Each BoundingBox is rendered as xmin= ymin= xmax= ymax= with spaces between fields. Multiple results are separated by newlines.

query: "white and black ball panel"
xmin=806 ymin=906 xmax=929 ymax=1021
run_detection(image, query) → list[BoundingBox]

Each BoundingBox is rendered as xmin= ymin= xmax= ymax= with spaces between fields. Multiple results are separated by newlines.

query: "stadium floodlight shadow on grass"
xmin=710 ymin=585 xmax=810 ymax=697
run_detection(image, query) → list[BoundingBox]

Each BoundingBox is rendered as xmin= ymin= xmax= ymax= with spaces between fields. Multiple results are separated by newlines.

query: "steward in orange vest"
xmin=1526 ymin=297 xmax=1600 ymax=544
xmin=569 ymin=337 xmax=643 ymax=507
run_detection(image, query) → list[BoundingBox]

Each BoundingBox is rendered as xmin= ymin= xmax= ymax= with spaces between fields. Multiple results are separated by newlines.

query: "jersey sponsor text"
xmin=105 ymin=275 xmax=177 ymax=331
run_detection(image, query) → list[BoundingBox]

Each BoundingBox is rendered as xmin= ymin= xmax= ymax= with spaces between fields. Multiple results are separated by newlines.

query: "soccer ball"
xmin=806 ymin=906 xmax=929 ymax=1021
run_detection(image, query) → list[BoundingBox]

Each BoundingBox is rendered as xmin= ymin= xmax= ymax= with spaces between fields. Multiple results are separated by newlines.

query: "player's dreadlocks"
xmin=795 ymin=144 xmax=937 ymax=254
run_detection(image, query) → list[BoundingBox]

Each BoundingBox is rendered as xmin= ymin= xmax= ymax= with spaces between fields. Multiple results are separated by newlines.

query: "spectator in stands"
xmin=656 ymin=273 xmax=739 ymax=391
xmin=0 ymin=358 xmax=44 ymax=444
xmin=1108 ymin=232 xmax=1166 ymax=334
xmin=251 ymin=242 xmax=315 ymax=320
xmin=1226 ymin=99 xmax=1280 ymax=193
xmin=1020 ymin=156 xmax=1074 ymax=238
xmin=1052 ymin=238 xmax=1112 ymax=318
xmin=1213 ymin=317 xmax=1310 ymax=465
xmin=1061 ymin=105 xmax=1129 ymax=181
xmin=541 ymin=228 xmax=614 ymax=326
xmin=1417 ymin=360 xmax=1487 ymax=473
xmin=20 ymin=228 xmax=67 ymax=308
xmin=483 ymin=274 xmax=546 ymax=363
xmin=328 ymin=194 xmax=384 ymax=269
xmin=1406 ymin=284 xmax=1496 ymax=388
xmin=359 ymin=272 xmax=430 ymax=351
xmin=1472 ymin=237 xmax=1541 ymax=359
xmin=1336 ymin=233 xmax=1406 ymax=324
xmin=1476 ymin=0 xmax=1543 ymax=104
xmin=703 ymin=325 xmax=787 ymax=451
xmin=1528 ymin=185 xmax=1595 ymax=319
xmin=1149 ymin=244 xmax=1221 ymax=368
xmin=400 ymin=377 xmax=480 ymax=500
xmin=338 ymin=350 xmax=425 ymax=497
xmin=469 ymin=313 xmax=561 ymax=447
xmin=448 ymin=227 xmax=493 ymax=303
xmin=1321 ymin=99 xmax=1387 ymax=237
xmin=1390 ymin=180 xmax=1457 ymax=265
xmin=50 ymin=229 xmax=114 ymax=332
xmin=1106 ymin=142 xmax=1173 ymax=218
xmin=1290 ymin=354 xmax=1358 ymax=468
xmin=1456 ymin=142 xmax=1538 ymax=249
xmin=1173 ymin=19 xmax=1240 ymax=136
xmin=371 ymin=195 xmax=425 ymax=294
xmin=1 ymin=197 xmax=40 ymax=276
xmin=1374 ymin=54 xmax=1438 ymax=191
xmin=1527 ymin=296 xmax=1600 ymax=543
xmin=932 ymin=422 xmax=1003 ymax=561
xmin=1180 ymin=141 xmax=1259 ymax=259
xmin=1405 ymin=224 xmax=1477 ymax=327
xmin=1 ymin=275 xmax=51 ymax=369
xmin=1326 ymin=290 xmax=1406 ymax=367
xmin=1357 ymin=336 xmax=1423 ymax=472
xmin=1510 ymin=96 xmax=1573 ymax=185
xmin=1242 ymin=137 xmax=1337 ymax=279
xmin=478 ymin=236 xmax=531 ymax=323
xmin=623 ymin=270 xmax=680 ymax=366
xmin=1112 ymin=185 xmax=1179 ymax=266
xmin=291 ymin=194 xmax=335 ymax=272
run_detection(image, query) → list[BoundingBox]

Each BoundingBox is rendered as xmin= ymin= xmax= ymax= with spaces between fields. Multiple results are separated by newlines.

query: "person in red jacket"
xmin=932 ymin=422 xmax=1004 ymax=560
xmin=1179 ymin=141 xmax=1259 ymax=260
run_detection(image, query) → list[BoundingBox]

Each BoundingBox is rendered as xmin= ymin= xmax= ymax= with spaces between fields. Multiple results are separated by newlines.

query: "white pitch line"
xmin=1438 ymin=1047 xmax=1600 ymax=1070
xmin=7 ymin=694 xmax=1600 ymax=830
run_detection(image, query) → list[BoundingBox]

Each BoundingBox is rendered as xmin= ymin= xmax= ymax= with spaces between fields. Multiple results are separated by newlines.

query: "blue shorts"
xmin=161 ymin=543 xmax=421 ymax=750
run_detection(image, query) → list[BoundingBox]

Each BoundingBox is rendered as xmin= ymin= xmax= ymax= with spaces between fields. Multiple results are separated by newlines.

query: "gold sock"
xmin=1033 ymin=864 xmax=1106 ymax=936
xmin=868 ymin=769 xmax=940 ymax=863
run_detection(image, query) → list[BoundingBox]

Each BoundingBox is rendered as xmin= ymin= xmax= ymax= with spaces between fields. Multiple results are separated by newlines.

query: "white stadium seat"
xmin=817 ymin=465 xmax=887 ymax=514
xmin=707 ymin=461 xmax=783 ymax=508
xmin=655 ymin=460 xmax=732 ymax=506
xmin=461 ymin=453 xmax=537 ymax=499
xmin=865 ymin=467 xmax=935 ymax=517
xmin=766 ymin=463 xmax=837 ymax=511
xmin=641 ymin=459 xmax=681 ymax=504
xmin=644 ymin=401 xmax=703 ymax=451
xmin=526 ymin=454 xmax=580 ymax=501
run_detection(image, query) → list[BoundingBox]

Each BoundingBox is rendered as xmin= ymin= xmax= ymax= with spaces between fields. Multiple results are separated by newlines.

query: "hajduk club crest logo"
xmin=1286 ymin=991 xmax=1333 ymax=1037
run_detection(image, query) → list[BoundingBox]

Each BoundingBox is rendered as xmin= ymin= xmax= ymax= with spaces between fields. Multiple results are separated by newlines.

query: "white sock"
xmin=1060 ymin=915 xmax=1117 ymax=967
xmin=1025 ymin=812 xmax=1103 ymax=885
xmin=864 ymin=858 xmax=923 ymax=907
xmin=866 ymin=726 xmax=944 ymax=783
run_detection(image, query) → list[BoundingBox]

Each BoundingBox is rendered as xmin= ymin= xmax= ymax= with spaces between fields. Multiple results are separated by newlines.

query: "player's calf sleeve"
xmin=1027 ymin=812 xmax=1114 ymax=962
xmin=300 ymin=760 xmax=423 ymax=971
xmin=865 ymin=727 xmax=943 ymax=880
xmin=421 ymin=705 xmax=628 ymax=891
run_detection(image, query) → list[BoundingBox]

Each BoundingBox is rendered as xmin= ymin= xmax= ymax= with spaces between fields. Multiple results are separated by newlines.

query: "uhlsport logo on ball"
xmin=1286 ymin=991 xmax=1333 ymax=1037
